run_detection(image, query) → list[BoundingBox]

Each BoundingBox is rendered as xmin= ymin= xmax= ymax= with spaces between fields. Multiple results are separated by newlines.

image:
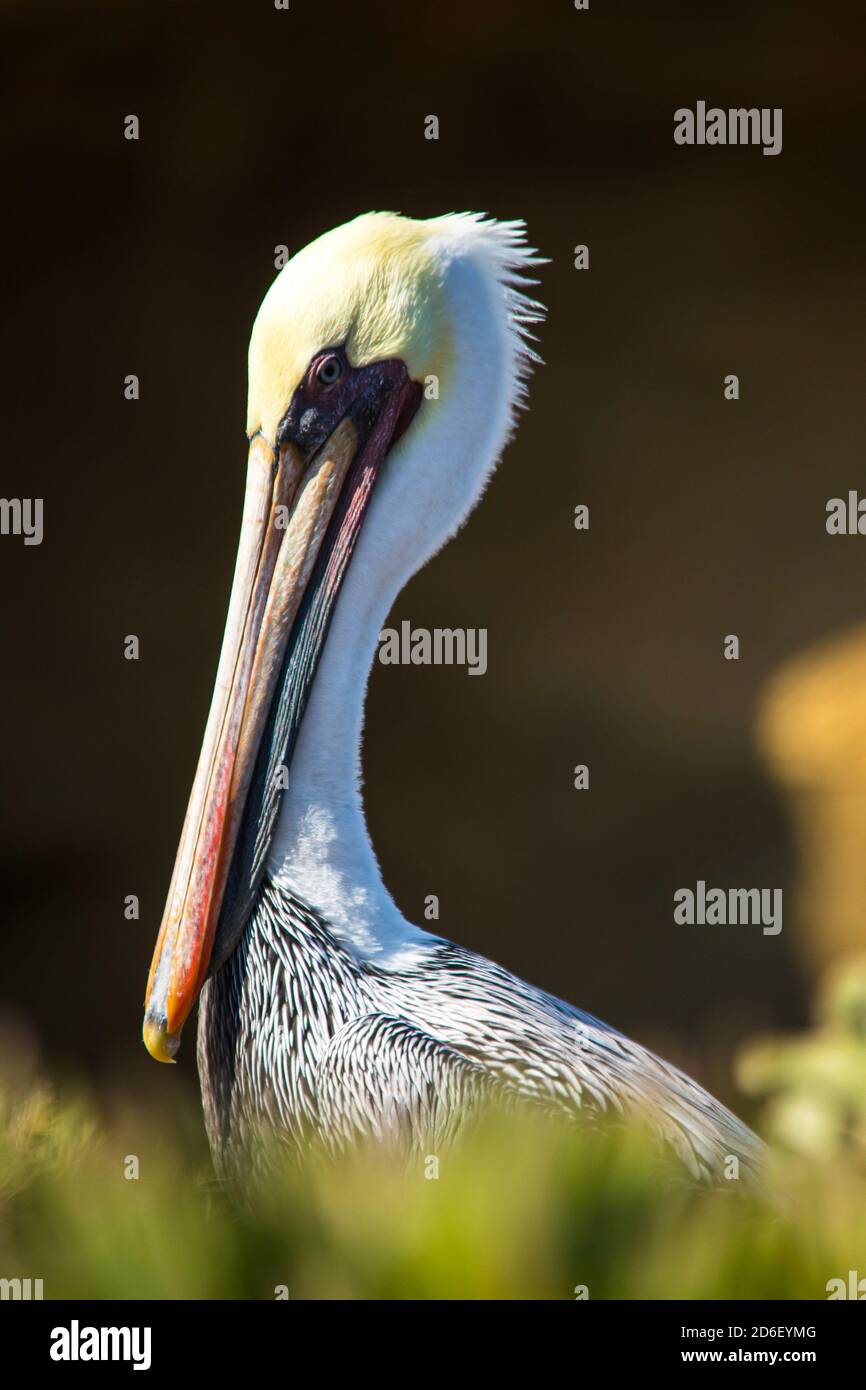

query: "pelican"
xmin=143 ymin=211 xmax=761 ymax=1182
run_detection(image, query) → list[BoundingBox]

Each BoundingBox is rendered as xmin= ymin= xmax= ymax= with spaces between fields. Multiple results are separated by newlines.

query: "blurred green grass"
xmin=1 ymin=1071 xmax=865 ymax=1300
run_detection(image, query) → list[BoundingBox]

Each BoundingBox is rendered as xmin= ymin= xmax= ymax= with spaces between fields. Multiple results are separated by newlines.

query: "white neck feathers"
xmin=266 ymin=217 xmax=543 ymax=964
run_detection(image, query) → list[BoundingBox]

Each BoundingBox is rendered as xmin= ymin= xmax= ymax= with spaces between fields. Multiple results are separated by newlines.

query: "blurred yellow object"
xmin=757 ymin=626 xmax=866 ymax=968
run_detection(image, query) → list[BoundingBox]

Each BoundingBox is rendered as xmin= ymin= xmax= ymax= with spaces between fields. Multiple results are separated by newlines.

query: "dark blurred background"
xmin=1 ymin=0 xmax=865 ymax=1111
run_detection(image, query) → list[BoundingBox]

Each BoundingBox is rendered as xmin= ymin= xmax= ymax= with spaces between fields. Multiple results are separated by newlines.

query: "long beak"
xmin=143 ymin=418 xmax=362 ymax=1062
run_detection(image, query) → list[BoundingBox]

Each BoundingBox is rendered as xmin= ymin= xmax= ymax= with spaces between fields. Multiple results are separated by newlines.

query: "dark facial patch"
xmin=276 ymin=348 xmax=422 ymax=462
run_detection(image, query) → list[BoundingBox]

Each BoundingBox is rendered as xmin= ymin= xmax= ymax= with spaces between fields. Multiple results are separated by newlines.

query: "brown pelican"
xmin=143 ymin=211 xmax=761 ymax=1181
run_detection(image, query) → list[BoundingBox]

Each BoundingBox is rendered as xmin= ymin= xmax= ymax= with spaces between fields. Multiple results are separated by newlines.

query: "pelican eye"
xmin=315 ymin=355 xmax=343 ymax=387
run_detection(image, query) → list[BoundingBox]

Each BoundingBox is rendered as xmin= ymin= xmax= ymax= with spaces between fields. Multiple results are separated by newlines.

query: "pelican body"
xmin=144 ymin=212 xmax=761 ymax=1181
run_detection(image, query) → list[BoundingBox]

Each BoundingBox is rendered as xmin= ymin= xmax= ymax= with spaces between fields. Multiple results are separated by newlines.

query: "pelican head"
xmin=143 ymin=211 xmax=544 ymax=1063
